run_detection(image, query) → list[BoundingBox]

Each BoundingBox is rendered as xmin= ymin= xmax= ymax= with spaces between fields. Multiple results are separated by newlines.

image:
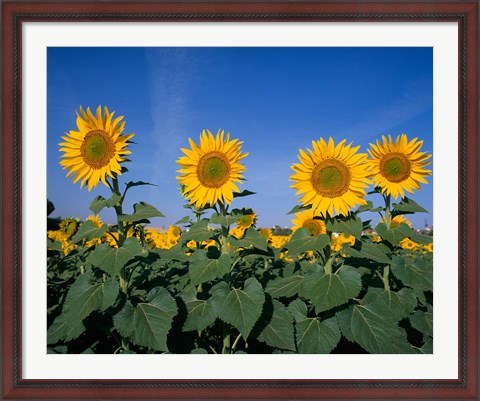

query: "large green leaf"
xmin=132 ymin=288 xmax=177 ymax=352
xmin=303 ymin=266 xmax=361 ymax=313
xmin=89 ymin=193 xmax=121 ymax=215
xmin=289 ymin=300 xmax=340 ymax=353
xmin=71 ymin=220 xmax=108 ymax=244
xmin=113 ymin=301 xmax=135 ymax=338
xmin=89 ymin=237 xmax=144 ymax=276
xmin=326 ymin=215 xmax=363 ymax=240
xmin=410 ymin=310 xmax=433 ymax=338
xmin=188 ymin=251 xmax=231 ymax=286
xmin=375 ymin=223 xmax=408 ymax=246
xmin=356 ymin=200 xmax=383 ymax=214
xmin=119 ymin=201 xmax=164 ymax=223
xmin=181 ymin=288 xmax=217 ymax=332
xmin=51 ymin=274 xmax=119 ymax=341
xmin=266 ymin=275 xmax=304 ymax=298
xmin=336 ymin=297 xmax=397 ymax=353
xmin=390 ymin=255 xmax=432 ymax=291
xmin=180 ymin=220 xmax=214 ymax=242
xmin=216 ymin=278 xmax=265 ymax=339
xmin=228 ymin=228 xmax=268 ymax=252
xmin=393 ymin=197 xmax=429 ymax=214
xmin=284 ymin=228 xmax=329 ymax=257
xmin=209 ymin=212 xmax=242 ymax=227
xmin=344 ymin=242 xmax=392 ymax=264
xmin=365 ymin=287 xmax=417 ymax=321
xmin=257 ymin=300 xmax=296 ymax=351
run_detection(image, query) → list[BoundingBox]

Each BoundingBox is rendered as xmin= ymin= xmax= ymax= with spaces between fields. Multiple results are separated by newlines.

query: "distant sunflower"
xmin=380 ymin=214 xmax=412 ymax=229
xmin=290 ymin=137 xmax=370 ymax=217
xmin=59 ymin=218 xmax=79 ymax=239
xmin=291 ymin=209 xmax=326 ymax=237
xmin=237 ymin=212 xmax=256 ymax=229
xmin=176 ymin=129 xmax=248 ymax=208
xmin=59 ymin=106 xmax=134 ymax=191
xmin=367 ymin=134 xmax=432 ymax=199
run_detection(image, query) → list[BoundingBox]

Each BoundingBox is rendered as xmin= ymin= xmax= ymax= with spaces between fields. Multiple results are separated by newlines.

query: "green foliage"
xmin=47 ymin=175 xmax=433 ymax=354
xmin=284 ymin=228 xmax=329 ymax=258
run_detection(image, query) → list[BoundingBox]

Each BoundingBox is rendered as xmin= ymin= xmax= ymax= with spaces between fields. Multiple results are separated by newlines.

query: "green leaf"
xmin=232 ymin=189 xmax=255 ymax=199
xmin=287 ymin=204 xmax=311 ymax=215
xmin=391 ymin=327 xmax=417 ymax=354
xmin=391 ymin=255 xmax=432 ymax=291
xmin=88 ymin=237 xmax=143 ymax=276
xmin=266 ymin=275 xmax=304 ymax=298
xmin=393 ymin=197 xmax=429 ymax=214
xmin=356 ymin=201 xmax=383 ymax=214
xmin=284 ymin=228 xmax=329 ymax=257
xmin=228 ymin=228 xmax=268 ymax=252
xmin=303 ymin=266 xmax=361 ymax=313
xmin=113 ymin=301 xmax=135 ymax=338
xmin=257 ymin=300 xmax=296 ymax=351
xmin=89 ymin=193 xmax=121 ymax=215
xmin=408 ymin=231 xmax=433 ymax=244
xmin=289 ymin=301 xmax=341 ymax=354
xmin=326 ymin=215 xmax=363 ymax=240
xmin=189 ymin=251 xmax=231 ymax=286
xmin=365 ymin=287 xmax=417 ymax=321
xmin=59 ymin=275 xmax=119 ymax=340
xmin=125 ymin=180 xmax=156 ymax=191
xmin=190 ymin=348 xmax=208 ymax=354
xmin=217 ymin=277 xmax=265 ymax=339
xmin=181 ymin=289 xmax=217 ymax=332
xmin=376 ymin=223 xmax=408 ymax=246
xmin=180 ymin=220 xmax=214 ymax=242
xmin=71 ymin=220 xmax=108 ymax=244
xmin=209 ymin=212 xmax=242 ymax=227
xmin=344 ymin=242 xmax=392 ymax=264
xmin=175 ymin=216 xmax=191 ymax=225
xmin=119 ymin=201 xmax=164 ymax=223
xmin=337 ymin=297 xmax=397 ymax=353
xmin=47 ymin=238 xmax=63 ymax=252
xmin=410 ymin=310 xmax=433 ymax=338
xmin=132 ymin=288 xmax=177 ymax=352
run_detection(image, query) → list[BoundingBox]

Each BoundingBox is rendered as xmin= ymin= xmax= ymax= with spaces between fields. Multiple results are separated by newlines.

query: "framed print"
xmin=1 ymin=1 xmax=478 ymax=399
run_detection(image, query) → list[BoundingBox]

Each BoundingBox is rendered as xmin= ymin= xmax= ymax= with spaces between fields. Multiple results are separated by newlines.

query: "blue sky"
xmin=47 ymin=47 xmax=433 ymax=229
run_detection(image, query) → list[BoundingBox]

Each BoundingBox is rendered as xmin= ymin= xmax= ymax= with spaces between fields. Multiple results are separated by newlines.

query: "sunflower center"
xmin=302 ymin=219 xmax=324 ymax=237
xmin=80 ymin=130 xmax=115 ymax=169
xmin=238 ymin=215 xmax=254 ymax=228
xmin=197 ymin=152 xmax=231 ymax=188
xmin=380 ymin=153 xmax=411 ymax=183
xmin=311 ymin=159 xmax=351 ymax=198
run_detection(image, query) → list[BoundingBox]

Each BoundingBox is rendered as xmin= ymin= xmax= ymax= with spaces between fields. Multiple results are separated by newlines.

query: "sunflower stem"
xmin=383 ymin=265 xmax=390 ymax=291
xmin=231 ymin=333 xmax=242 ymax=353
xmin=384 ymin=194 xmax=392 ymax=230
xmin=222 ymin=324 xmax=231 ymax=354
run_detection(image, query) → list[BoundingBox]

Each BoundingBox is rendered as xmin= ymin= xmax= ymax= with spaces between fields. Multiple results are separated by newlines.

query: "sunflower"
xmin=237 ymin=212 xmax=256 ymax=229
xmin=290 ymin=137 xmax=370 ymax=217
xmin=291 ymin=209 xmax=326 ymax=237
xmin=176 ymin=129 xmax=248 ymax=208
xmin=229 ymin=227 xmax=246 ymax=240
xmin=58 ymin=218 xmax=79 ymax=239
xmin=367 ymin=134 xmax=432 ymax=199
xmin=59 ymin=106 xmax=134 ymax=191
xmin=380 ymin=214 xmax=412 ymax=229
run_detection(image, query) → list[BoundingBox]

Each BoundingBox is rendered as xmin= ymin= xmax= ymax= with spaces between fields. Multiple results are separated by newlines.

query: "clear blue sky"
xmin=47 ymin=47 xmax=433 ymax=230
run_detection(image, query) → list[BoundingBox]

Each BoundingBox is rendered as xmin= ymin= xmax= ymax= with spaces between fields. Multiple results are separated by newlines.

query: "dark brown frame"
xmin=2 ymin=1 xmax=478 ymax=399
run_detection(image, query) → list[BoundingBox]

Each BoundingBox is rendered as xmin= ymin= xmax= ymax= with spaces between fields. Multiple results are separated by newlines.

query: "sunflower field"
xmin=47 ymin=106 xmax=433 ymax=354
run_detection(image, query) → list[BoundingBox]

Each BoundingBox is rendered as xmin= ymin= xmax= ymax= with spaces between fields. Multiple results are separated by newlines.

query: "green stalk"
xmin=231 ymin=333 xmax=242 ymax=353
xmin=383 ymin=265 xmax=390 ymax=291
xmin=222 ymin=324 xmax=231 ymax=354
xmin=384 ymin=194 xmax=392 ymax=230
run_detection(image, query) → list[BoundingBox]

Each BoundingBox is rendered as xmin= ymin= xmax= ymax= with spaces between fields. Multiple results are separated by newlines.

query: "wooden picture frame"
xmin=2 ymin=1 xmax=478 ymax=399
